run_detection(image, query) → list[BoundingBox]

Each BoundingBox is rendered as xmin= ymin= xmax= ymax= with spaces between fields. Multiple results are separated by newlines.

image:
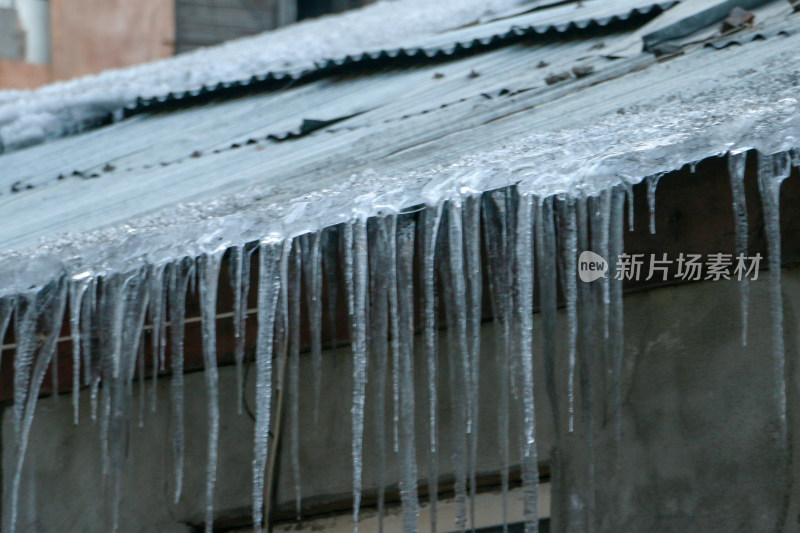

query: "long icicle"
xmin=446 ymin=199 xmax=470 ymax=530
xmin=199 ymin=253 xmax=223 ymax=533
xmin=169 ymin=259 xmax=192 ymax=504
xmin=81 ymin=280 xmax=96 ymax=388
xmin=9 ymin=279 xmax=67 ymax=533
xmin=69 ymin=274 xmax=92 ymax=424
xmin=345 ymin=220 xmax=370 ymax=532
xmin=597 ymin=190 xmax=612 ymax=341
xmin=99 ymin=272 xmax=137 ymax=481
xmin=111 ymin=269 xmax=150 ymax=533
xmin=423 ymin=203 xmax=443 ymax=533
xmin=397 ymin=214 xmax=420 ymax=532
xmin=229 ymin=245 xmax=248 ymax=414
xmin=560 ymin=198 xmax=578 ymax=433
xmin=323 ymin=228 xmax=340 ymax=351
xmin=757 ymin=151 xmax=791 ymax=453
xmin=462 ymin=193 xmax=482 ymax=533
xmin=484 ymin=190 xmax=514 ymax=532
xmin=148 ymin=264 xmax=167 ymax=412
xmin=369 ymin=220 xmax=390 ymax=533
xmin=300 ymin=233 xmax=324 ymax=424
xmin=12 ymin=293 xmax=38 ymax=468
xmin=386 ymin=215 xmax=401 ymax=454
xmin=516 ymin=194 xmax=539 ymax=533
xmin=535 ymin=196 xmax=563 ymax=531
xmin=252 ymin=240 xmax=283 ymax=531
xmin=728 ymin=152 xmax=749 ymax=346
xmin=609 ymin=187 xmax=626 ymax=447
xmin=578 ymin=197 xmax=597 ymax=533
xmin=288 ymin=243 xmax=303 ymax=520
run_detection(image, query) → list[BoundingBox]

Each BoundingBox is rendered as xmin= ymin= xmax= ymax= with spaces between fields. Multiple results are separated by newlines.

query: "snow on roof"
xmin=0 ymin=0 xmax=528 ymax=152
xmin=1 ymin=0 xmax=800 ymax=297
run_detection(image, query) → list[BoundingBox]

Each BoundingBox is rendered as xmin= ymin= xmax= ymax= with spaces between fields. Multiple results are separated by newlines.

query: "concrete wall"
xmin=0 ymin=8 xmax=23 ymax=61
xmin=50 ymin=0 xmax=174 ymax=81
xmin=2 ymin=268 xmax=799 ymax=532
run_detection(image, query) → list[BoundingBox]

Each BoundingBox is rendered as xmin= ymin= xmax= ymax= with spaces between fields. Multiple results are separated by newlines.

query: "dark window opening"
xmin=297 ymin=0 xmax=335 ymax=20
xmin=298 ymin=0 xmax=363 ymax=21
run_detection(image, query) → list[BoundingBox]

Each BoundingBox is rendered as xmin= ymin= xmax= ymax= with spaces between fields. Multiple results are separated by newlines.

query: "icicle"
xmin=344 ymin=220 xmax=370 ymax=532
xmin=369 ymin=220 xmax=390 ymax=533
xmin=68 ymin=275 xmax=91 ymax=424
xmin=252 ymin=240 xmax=283 ymax=531
xmin=535 ymin=196 xmax=563 ymax=533
xmin=729 ymin=152 xmax=749 ymax=346
xmin=423 ymin=204 xmax=443 ymax=533
xmin=97 ymin=272 xmax=138 ymax=483
xmin=597 ymin=190 xmax=612 ymax=340
xmin=0 ymin=297 xmax=12 ymax=360
xmin=757 ymin=151 xmax=791 ymax=451
xmin=515 ymin=195 xmax=539 ymax=533
xmin=624 ymin=181 xmax=634 ymax=232
xmin=138 ymin=336 xmax=145 ymax=427
xmin=323 ymin=228 xmax=340 ymax=349
xmin=111 ymin=269 xmax=150 ymax=533
xmin=385 ymin=214 xmax=401 ymax=454
xmin=483 ymin=189 xmax=515 ymax=533
xmin=577 ymin=197 xmax=597 ymax=533
xmin=609 ymin=187 xmax=626 ymax=445
xmin=199 ymin=253 xmax=223 ymax=533
xmin=169 ymin=259 xmax=193 ymax=504
xmin=559 ymin=197 xmax=578 ymax=433
xmin=462 ymin=193 xmax=482 ymax=532
xmin=229 ymin=245 xmax=251 ymax=414
xmin=301 ymin=232 xmax=323 ymax=423
xmin=148 ymin=264 xmax=166 ymax=412
xmin=9 ymin=279 xmax=67 ymax=533
xmin=50 ymin=336 xmax=59 ymax=400
xmin=288 ymin=244 xmax=303 ymax=520
xmin=106 ymin=275 xmax=129 ymax=381
xmin=444 ymin=199 xmax=469 ymax=530
xmin=83 ymin=280 xmax=99 ymax=420
xmin=13 ymin=295 xmax=37 ymax=438
xmin=396 ymin=214 xmax=420 ymax=532
xmin=645 ymin=175 xmax=660 ymax=235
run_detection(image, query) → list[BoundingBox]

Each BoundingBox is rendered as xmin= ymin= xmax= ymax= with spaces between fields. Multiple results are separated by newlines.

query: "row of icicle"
xmin=0 ymin=150 xmax=795 ymax=533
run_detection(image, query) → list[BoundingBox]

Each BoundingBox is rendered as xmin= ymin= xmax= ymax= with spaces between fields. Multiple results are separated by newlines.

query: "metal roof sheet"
xmin=126 ymin=1 xmax=677 ymax=115
xmin=0 ymin=0 xmax=798 ymax=294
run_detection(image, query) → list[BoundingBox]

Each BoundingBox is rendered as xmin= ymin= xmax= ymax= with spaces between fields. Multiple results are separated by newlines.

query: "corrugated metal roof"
xmin=0 ymin=0 xmax=798 ymax=294
xmin=127 ymin=1 xmax=677 ymax=115
xmin=0 ymin=32 xmax=638 ymax=196
xmin=704 ymin=27 xmax=793 ymax=48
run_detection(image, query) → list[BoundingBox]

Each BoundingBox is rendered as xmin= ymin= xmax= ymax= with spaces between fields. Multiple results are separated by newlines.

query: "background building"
xmin=0 ymin=0 xmax=373 ymax=89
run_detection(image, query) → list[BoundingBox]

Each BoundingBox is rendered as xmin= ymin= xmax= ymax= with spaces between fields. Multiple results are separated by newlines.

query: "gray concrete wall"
xmin=0 ymin=8 xmax=23 ymax=61
xmin=2 ymin=268 xmax=799 ymax=532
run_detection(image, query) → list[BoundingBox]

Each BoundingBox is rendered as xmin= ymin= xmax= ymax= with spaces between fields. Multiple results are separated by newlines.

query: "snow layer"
xmin=3 ymin=30 xmax=800 ymax=296
xmin=0 ymin=0 xmax=527 ymax=152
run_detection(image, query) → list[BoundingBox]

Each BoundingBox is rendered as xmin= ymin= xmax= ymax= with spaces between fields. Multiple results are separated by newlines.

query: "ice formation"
xmin=0 ymin=144 xmax=797 ymax=532
xmin=1 ymin=3 xmax=800 ymax=533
